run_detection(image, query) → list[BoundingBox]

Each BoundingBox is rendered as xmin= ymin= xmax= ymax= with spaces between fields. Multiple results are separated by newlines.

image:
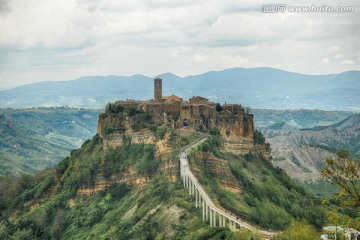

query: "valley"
xmin=0 ymin=107 xmax=99 ymax=177
xmin=260 ymin=114 xmax=360 ymax=182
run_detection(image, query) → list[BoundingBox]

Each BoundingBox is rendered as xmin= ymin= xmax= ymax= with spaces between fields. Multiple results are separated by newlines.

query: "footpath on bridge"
xmin=179 ymin=137 xmax=275 ymax=239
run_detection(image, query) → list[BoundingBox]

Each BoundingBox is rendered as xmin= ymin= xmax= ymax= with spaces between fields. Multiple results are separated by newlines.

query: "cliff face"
xmin=192 ymin=152 xmax=241 ymax=193
xmin=103 ymin=129 xmax=156 ymax=151
xmin=218 ymin=115 xmax=254 ymax=140
xmin=216 ymin=115 xmax=271 ymax=160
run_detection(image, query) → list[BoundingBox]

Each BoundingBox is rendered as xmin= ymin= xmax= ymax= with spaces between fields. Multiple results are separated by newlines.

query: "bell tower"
xmin=154 ymin=78 xmax=162 ymax=101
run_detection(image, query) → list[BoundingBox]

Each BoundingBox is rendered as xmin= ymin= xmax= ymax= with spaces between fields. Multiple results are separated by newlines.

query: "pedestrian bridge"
xmin=179 ymin=138 xmax=275 ymax=239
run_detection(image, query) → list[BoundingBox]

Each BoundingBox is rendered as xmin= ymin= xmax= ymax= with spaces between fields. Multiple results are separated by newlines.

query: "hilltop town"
xmin=97 ymin=78 xmax=255 ymax=148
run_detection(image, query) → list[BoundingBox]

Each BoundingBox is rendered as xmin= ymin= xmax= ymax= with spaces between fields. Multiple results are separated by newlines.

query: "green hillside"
xmin=2 ymin=127 xmax=358 ymax=239
xmin=0 ymin=131 xmax=238 ymax=239
xmin=0 ymin=108 xmax=99 ymax=177
xmin=188 ymin=133 xmax=327 ymax=231
xmin=1 ymin=107 xmax=359 ymax=239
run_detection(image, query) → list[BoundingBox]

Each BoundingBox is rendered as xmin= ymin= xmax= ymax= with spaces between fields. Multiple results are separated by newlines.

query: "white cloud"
xmin=193 ymin=54 xmax=206 ymax=64
xmin=0 ymin=0 xmax=360 ymax=88
xmin=327 ymin=46 xmax=339 ymax=54
xmin=341 ymin=59 xmax=354 ymax=65
xmin=219 ymin=55 xmax=260 ymax=68
xmin=334 ymin=54 xmax=344 ymax=60
xmin=322 ymin=58 xmax=330 ymax=64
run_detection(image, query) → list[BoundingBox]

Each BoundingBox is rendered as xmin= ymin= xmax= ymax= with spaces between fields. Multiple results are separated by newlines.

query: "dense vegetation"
xmin=0 ymin=108 xmax=99 ymax=177
xmin=1 ymin=127 xmax=358 ymax=239
xmin=188 ymin=133 xmax=327 ymax=231
xmin=1 ymin=126 xmax=245 ymax=239
xmin=188 ymin=133 xmax=359 ymax=235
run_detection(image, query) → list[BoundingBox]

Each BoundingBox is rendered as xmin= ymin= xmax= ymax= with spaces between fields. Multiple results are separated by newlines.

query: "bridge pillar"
xmin=180 ymin=162 xmax=182 ymax=178
xmin=206 ymin=203 xmax=208 ymax=221
xmin=187 ymin=174 xmax=190 ymax=189
xmin=195 ymin=189 xmax=198 ymax=207
xmin=192 ymin=181 xmax=195 ymax=195
xmin=202 ymin=199 xmax=205 ymax=221
xmin=210 ymin=209 xmax=213 ymax=227
xmin=184 ymin=174 xmax=186 ymax=188
xmin=223 ymin=215 xmax=226 ymax=227
xmin=183 ymin=172 xmax=186 ymax=188
xmin=219 ymin=214 xmax=222 ymax=227
xmin=189 ymin=180 xmax=192 ymax=195
xmin=230 ymin=220 xmax=236 ymax=232
xmin=213 ymin=211 xmax=216 ymax=227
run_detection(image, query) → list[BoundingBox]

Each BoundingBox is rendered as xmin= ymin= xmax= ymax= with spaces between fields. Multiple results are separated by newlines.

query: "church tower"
xmin=154 ymin=78 xmax=162 ymax=101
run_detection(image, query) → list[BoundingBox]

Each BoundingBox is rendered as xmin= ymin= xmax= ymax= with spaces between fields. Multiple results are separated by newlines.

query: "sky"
xmin=0 ymin=0 xmax=359 ymax=88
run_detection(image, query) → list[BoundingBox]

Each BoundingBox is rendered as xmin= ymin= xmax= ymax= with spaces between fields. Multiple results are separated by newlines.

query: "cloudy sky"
xmin=0 ymin=0 xmax=359 ymax=88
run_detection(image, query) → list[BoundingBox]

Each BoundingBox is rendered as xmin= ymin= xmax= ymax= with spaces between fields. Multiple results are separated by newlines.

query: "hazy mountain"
xmin=268 ymin=114 xmax=360 ymax=182
xmin=1 ymin=67 xmax=359 ymax=111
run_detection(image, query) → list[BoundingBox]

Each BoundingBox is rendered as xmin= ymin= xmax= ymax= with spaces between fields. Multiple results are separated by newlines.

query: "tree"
xmin=215 ymin=103 xmax=223 ymax=112
xmin=321 ymin=149 xmax=360 ymax=207
xmin=273 ymin=220 xmax=320 ymax=240
xmin=253 ymin=130 xmax=266 ymax=145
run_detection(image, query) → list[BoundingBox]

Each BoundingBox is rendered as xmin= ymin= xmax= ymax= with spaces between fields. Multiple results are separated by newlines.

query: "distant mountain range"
xmin=1 ymin=67 xmax=359 ymax=111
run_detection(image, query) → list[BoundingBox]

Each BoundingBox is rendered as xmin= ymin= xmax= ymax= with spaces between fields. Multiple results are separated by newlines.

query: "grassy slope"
xmin=188 ymin=135 xmax=360 ymax=235
xmin=0 ymin=108 xmax=99 ymax=176
xmin=188 ymin=135 xmax=327 ymax=232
